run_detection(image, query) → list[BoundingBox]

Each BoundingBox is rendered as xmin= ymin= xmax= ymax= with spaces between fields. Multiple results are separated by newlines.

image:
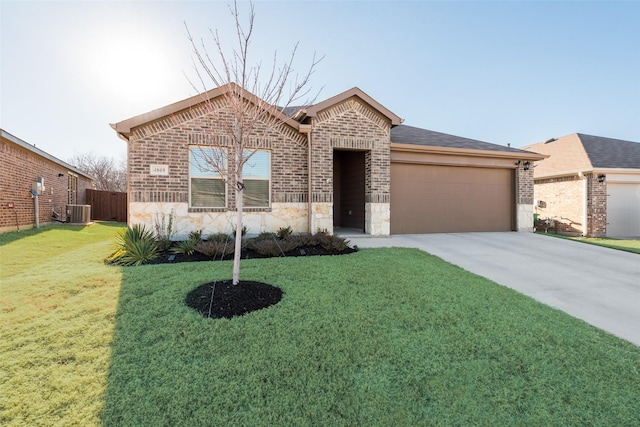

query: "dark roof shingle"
xmin=577 ymin=133 xmax=640 ymax=169
xmin=391 ymin=125 xmax=533 ymax=154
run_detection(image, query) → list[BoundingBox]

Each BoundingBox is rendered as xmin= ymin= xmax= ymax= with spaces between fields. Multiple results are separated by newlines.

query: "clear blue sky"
xmin=2 ymin=0 xmax=639 ymax=162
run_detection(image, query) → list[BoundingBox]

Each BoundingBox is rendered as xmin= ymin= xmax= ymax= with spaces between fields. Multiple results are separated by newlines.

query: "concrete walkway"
xmin=348 ymin=232 xmax=640 ymax=346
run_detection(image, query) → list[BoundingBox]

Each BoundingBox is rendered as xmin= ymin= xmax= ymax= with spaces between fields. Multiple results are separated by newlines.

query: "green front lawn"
xmin=539 ymin=232 xmax=640 ymax=254
xmin=2 ymin=223 xmax=639 ymax=426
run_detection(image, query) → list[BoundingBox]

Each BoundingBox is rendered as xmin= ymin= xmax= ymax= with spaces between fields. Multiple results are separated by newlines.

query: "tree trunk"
xmin=232 ymin=171 xmax=243 ymax=285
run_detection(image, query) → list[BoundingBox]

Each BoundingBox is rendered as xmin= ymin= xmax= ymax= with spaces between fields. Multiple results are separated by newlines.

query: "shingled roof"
xmin=522 ymin=133 xmax=640 ymax=177
xmin=578 ymin=134 xmax=640 ymax=169
xmin=391 ymin=125 xmax=535 ymax=155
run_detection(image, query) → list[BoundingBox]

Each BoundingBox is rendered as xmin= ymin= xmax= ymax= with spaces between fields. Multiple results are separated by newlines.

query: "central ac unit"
xmin=67 ymin=204 xmax=91 ymax=223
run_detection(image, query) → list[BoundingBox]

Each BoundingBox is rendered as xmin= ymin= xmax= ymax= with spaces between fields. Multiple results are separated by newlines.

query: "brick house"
xmin=523 ymin=133 xmax=640 ymax=238
xmin=111 ymin=85 xmax=544 ymax=238
xmin=1 ymin=129 xmax=94 ymax=232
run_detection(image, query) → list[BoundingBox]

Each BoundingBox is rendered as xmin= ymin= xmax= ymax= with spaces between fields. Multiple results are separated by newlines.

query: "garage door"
xmin=607 ymin=183 xmax=640 ymax=238
xmin=391 ymin=163 xmax=514 ymax=234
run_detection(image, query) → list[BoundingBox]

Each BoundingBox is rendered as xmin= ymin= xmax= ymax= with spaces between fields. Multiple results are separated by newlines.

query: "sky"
xmin=1 ymin=0 xmax=639 ymax=164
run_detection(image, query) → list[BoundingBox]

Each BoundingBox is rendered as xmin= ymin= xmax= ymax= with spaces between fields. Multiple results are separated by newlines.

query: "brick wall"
xmin=127 ymin=106 xmax=308 ymax=209
xmin=310 ymin=98 xmax=391 ymax=203
xmin=533 ymin=175 xmax=584 ymax=234
xmin=585 ymin=173 xmax=607 ymax=237
xmin=533 ymin=174 xmax=607 ymax=236
xmin=0 ymin=138 xmax=92 ymax=232
xmin=516 ymin=165 xmax=534 ymax=205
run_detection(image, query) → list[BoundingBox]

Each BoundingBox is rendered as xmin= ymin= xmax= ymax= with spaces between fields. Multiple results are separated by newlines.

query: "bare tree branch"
xmin=185 ymin=0 xmax=322 ymax=284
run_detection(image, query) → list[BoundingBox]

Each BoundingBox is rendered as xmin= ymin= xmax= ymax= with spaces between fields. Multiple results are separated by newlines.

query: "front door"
xmin=333 ymin=150 xmax=365 ymax=230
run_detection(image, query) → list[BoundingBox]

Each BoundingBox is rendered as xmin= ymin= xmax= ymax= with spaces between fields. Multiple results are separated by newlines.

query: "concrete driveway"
xmin=349 ymin=232 xmax=640 ymax=346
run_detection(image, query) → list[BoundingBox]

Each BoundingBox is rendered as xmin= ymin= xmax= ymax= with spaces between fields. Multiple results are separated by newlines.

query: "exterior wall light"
xmin=598 ymin=174 xmax=606 ymax=183
xmin=523 ymin=161 xmax=531 ymax=171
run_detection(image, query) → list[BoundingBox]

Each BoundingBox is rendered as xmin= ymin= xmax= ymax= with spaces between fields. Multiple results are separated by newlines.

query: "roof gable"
xmin=522 ymin=133 xmax=592 ymax=176
xmin=305 ymin=87 xmax=403 ymax=126
xmin=522 ymin=133 xmax=640 ymax=176
xmin=111 ymin=83 xmax=302 ymax=140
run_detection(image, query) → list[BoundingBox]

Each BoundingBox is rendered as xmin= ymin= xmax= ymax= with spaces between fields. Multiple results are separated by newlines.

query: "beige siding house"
xmin=111 ymin=85 xmax=544 ymax=238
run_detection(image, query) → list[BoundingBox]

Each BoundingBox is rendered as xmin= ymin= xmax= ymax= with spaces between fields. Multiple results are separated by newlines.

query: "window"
xmin=243 ymin=150 xmax=270 ymax=208
xmin=190 ymin=146 xmax=226 ymax=208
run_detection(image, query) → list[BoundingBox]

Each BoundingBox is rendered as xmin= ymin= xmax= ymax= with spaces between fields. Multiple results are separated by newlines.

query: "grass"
xmin=2 ymin=223 xmax=640 ymax=426
xmin=538 ymin=232 xmax=640 ymax=254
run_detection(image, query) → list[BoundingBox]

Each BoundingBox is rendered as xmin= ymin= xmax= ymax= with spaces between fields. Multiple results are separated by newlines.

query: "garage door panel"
xmin=607 ymin=183 xmax=640 ymax=238
xmin=391 ymin=164 xmax=514 ymax=234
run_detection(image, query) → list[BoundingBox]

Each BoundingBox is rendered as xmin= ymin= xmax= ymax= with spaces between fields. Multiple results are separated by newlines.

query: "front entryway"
xmin=333 ymin=150 xmax=365 ymax=231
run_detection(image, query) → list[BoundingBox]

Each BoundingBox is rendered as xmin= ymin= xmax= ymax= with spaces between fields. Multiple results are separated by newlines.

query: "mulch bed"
xmin=150 ymin=244 xmax=358 ymax=265
xmin=185 ymin=280 xmax=284 ymax=319
xmin=175 ymin=244 xmax=357 ymax=319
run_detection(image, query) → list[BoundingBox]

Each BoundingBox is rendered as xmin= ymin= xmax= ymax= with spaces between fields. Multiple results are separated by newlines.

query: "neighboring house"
xmin=523 ymin=133 xmax=640 ymax=238
xmin=111 ymin=85 xmax=544 ymax=238
xmin=0 ymin=129 xmax=94 ymax=232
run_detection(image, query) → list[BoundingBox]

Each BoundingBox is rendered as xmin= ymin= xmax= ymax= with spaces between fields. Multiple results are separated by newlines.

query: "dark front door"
xmin=333 ymin=150 xmax=365 ymax=230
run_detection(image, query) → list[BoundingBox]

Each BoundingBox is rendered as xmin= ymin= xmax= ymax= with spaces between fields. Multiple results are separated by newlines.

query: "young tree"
xmin=68 ymin=152 xmax=127 ymax=192
xmin=186 ymin=1 xmax=322 ymax=285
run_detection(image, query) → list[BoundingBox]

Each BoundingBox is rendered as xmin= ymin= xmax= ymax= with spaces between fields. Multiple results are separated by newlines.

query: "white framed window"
xmin=243 ymin=150 xmax=270 ymax=208
xmin=189 ymin=146 xmax=226 ymax=208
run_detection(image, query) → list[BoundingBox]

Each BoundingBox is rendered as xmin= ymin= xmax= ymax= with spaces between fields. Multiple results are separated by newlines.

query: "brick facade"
xmin=585 ymin=173 xmax=607 ymax=237
xmin=533 ymin=174 xmax=607 ymax=236
xmin=310 ymin=98 xmax=391 ymax=204
xmin=117 ymin=88 xmax=537 ymax=237
xmin=127 ymin=107 xmax=308 ymax=210
xmin=1 ymin=134 xmax=93 ymax=232
xmin=124 ymin=94 xmax=394 ymax=237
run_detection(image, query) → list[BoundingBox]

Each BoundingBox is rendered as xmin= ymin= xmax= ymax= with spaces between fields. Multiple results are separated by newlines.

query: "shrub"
xmin=276 ymin=226 xmax=293 ymax=240
xmin=284 ymin=233 xmax=315 ymax=248
xmin=313 ymin=231 xmax=350 ymax=252
xmin=188 ymin=230 xmax=203 ymax=242
xmin=171 ymin=237 xmax=199 ymax=255
xmin=208 ymin=232 xmax=232 ymax=243
xmin=251 ymin=239 xmax=297 ymax=257
xmin=254 ymin=231 xmax=278 ymax=242
xmin=194 ymin=240 xmax=235 ymax=258
xmin=153 ymin=211 xmax=176 ymax=251
xmin=232 ymin=225 xmax=247 ymax=238
xmin=106 ymin=224 xmax=159 ymax=266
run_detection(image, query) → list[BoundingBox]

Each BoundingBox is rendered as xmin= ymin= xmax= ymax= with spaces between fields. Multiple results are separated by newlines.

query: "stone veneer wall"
xmin=129 ymin=202 xmax=308 ymax=240
xmin=309 ymin=98 xmax=392 ymax=235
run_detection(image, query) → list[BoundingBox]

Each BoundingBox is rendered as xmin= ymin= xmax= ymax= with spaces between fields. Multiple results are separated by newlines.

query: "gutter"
xmin=391 ymin=142 xmax=548 ymax=161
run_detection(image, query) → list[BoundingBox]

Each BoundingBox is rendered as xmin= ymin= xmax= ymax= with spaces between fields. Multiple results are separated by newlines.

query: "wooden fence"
xmin=86 ymin=189 xmax=127 ymax=222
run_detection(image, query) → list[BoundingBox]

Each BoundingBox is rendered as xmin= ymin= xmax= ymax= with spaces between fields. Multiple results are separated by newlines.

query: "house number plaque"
xmin=150 ymin=164 xmax=169 ymax=176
